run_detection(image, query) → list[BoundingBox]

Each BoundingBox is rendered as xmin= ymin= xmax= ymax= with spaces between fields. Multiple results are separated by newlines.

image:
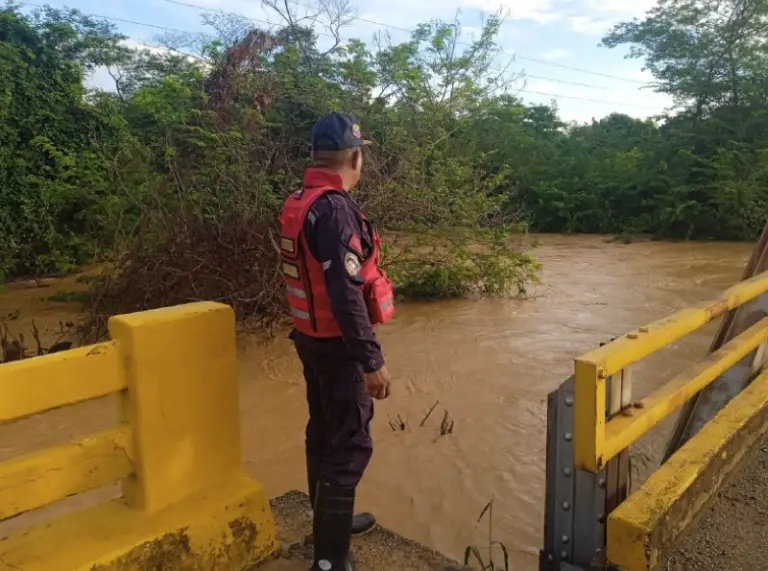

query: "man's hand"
xmin=364 ymin=365 xmax=391 ymax=400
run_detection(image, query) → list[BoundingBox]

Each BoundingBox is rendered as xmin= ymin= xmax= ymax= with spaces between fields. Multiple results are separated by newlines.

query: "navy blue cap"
xmin=311 ymin=112 xmax=371 ymax=151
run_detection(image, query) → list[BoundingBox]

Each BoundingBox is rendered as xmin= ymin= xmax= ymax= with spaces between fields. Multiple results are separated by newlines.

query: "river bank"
xmin=0 ymin=234 xmax=756 ymax=569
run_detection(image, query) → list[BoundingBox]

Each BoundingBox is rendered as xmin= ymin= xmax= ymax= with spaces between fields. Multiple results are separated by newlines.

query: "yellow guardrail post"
xmin=574 ymin=359 xmax=605 ymax=473
xmin=109 ymin=302 xmax=242 ymax=513
xmin=0 ymin=302 xmax=278 ymax=571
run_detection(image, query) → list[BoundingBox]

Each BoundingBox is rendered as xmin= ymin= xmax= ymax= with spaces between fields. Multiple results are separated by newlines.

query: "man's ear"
xmin=352 ymin=149 xmax=362 ymax=169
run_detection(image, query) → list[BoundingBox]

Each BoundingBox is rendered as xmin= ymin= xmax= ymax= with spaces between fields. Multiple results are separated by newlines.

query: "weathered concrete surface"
xmin=0 ymin=473 xmax=276 ymax=571
xmin=254 ymin=491 xmax=469 ymax=571
xmin=661 ymin=436 xmax=768 ymax=571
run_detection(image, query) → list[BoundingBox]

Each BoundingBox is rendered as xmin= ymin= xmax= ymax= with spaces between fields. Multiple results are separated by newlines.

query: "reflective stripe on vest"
xmin=291 ymin=307 xmax=311 ymax=321
xmin=286 ymin=285 xmax=307 ymax=299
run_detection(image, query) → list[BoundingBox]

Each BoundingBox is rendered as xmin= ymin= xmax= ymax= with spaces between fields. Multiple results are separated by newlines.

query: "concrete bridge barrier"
xmin=0 ymin=302 xmax=277 ymax=571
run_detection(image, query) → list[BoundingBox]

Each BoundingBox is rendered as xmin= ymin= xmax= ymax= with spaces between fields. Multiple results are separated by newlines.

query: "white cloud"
xmin=626 ymin=68 xmax=655 ymax=83
xmin=551 ymin=0 xmax=656 ymax=36
xmin=121 ymin=38 xmax=201 ymax=63
xmin=568 ymin=15 xmax=616 ymax=35
xmin=457 ymin=0 xmax=653 ymax=31
xmin=87 ymin=66 xmax=116 ymax=91
xmin=461 ymin=0 xmax=564 ymax=24
xmin=540 ymin=48 xmax=570 ymax=60
xmin=585 ymin=0 xmax=656 ymax=17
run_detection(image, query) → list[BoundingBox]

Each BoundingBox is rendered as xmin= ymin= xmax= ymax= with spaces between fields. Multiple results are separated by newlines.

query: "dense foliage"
xmin=1 ymin=0 xmax=767 ymax=325
xmin=0 ymin=6 xmax=127 ymax=280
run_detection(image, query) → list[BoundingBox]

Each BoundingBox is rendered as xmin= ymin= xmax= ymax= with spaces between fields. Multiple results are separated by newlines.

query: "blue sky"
xmin=21 ymin=0 xmax=673 ymax=123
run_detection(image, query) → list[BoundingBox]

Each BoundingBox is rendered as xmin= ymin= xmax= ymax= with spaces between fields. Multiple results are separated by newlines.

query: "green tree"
xmin=0 ymin=2 xmax=128 ymax=278
xmin=599 ymin=0 xmax=768 ymax=239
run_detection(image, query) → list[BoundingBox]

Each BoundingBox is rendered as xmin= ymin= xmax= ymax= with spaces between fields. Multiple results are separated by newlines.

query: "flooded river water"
xmin=0 ymin=234 xmax=755 ymax=570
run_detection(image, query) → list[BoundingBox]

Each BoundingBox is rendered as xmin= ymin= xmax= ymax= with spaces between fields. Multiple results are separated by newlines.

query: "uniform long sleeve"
xmin=308 ymin=195 xmax=385 ymax=373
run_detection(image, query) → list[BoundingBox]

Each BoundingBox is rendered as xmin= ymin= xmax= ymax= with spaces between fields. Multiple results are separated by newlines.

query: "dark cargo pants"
xmin=292 ymin=330 xmax=374 ymax=493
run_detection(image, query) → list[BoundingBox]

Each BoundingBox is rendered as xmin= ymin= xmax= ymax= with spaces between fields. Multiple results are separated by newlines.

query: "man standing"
xmin=279 ymin=112 xmax=395 ymax=571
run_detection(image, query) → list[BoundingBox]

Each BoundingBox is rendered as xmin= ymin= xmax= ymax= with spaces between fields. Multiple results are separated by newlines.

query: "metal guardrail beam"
xmin=574 ymin=270 xmax=768 ymax=473
xmin=663 ymin=221 xmax=768 ymax=462
xmin=540 ymin=376 xmax=577 ymax=570
xmin=602 ymin=315 xmax=768 ymax=465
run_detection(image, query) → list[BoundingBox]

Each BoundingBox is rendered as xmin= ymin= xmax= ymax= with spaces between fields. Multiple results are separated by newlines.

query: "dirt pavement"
xmin=254 ymin=491 xmax=469 ymax=571
xmin=662 ymin=434 xmax=768 ymax=571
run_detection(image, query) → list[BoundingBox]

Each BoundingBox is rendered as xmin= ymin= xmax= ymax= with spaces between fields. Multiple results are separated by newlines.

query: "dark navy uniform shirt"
xmin=303 ymin=191 xmax=385 ymax=374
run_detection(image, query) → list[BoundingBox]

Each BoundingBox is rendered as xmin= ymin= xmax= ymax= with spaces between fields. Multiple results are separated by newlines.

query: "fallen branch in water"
xmin=388 ymin=412 xmax=408 ymax=432
xmin=79 ymin=218 xmax=288 ymax=344
xmin=0 ymin=314 xmax=76 ymax=363
xmin=433 ymin=410 xmax=455 ymax=442
xmin=440 ymin=410 xmax=455 ymax=435
xmin=419 ymin=400 xmax=440 ymax=427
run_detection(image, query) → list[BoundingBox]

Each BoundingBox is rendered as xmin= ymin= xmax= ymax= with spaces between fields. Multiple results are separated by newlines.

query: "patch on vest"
xmin=282 ymin=262 xmax=300 ymax=279
xmin=344 ymin=252 xmax=361 ymax=276
xmin=280 ymin=237 xmax=295 ymax=254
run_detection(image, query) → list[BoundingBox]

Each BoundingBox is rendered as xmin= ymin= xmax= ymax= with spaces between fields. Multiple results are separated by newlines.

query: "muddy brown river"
xmin=0 ymin=234 xmax=755 ymax=569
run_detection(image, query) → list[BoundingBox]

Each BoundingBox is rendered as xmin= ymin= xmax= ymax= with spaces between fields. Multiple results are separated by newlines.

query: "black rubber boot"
xmin=308 ymin=467 xmax=376 ymax=536
xmin=310 ymin=483 xmax=357 ymax=571
xmin=351 ymin=512 xmax=376 ymax=536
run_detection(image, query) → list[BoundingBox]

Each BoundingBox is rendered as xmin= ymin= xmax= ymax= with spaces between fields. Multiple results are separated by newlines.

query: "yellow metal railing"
xmin=574 ymin=269 xmax=768 ymax=473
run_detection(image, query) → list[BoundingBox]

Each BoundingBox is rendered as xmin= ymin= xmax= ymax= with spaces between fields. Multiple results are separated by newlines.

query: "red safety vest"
xmin=279 ymin=169 xmax=395 ymax=338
